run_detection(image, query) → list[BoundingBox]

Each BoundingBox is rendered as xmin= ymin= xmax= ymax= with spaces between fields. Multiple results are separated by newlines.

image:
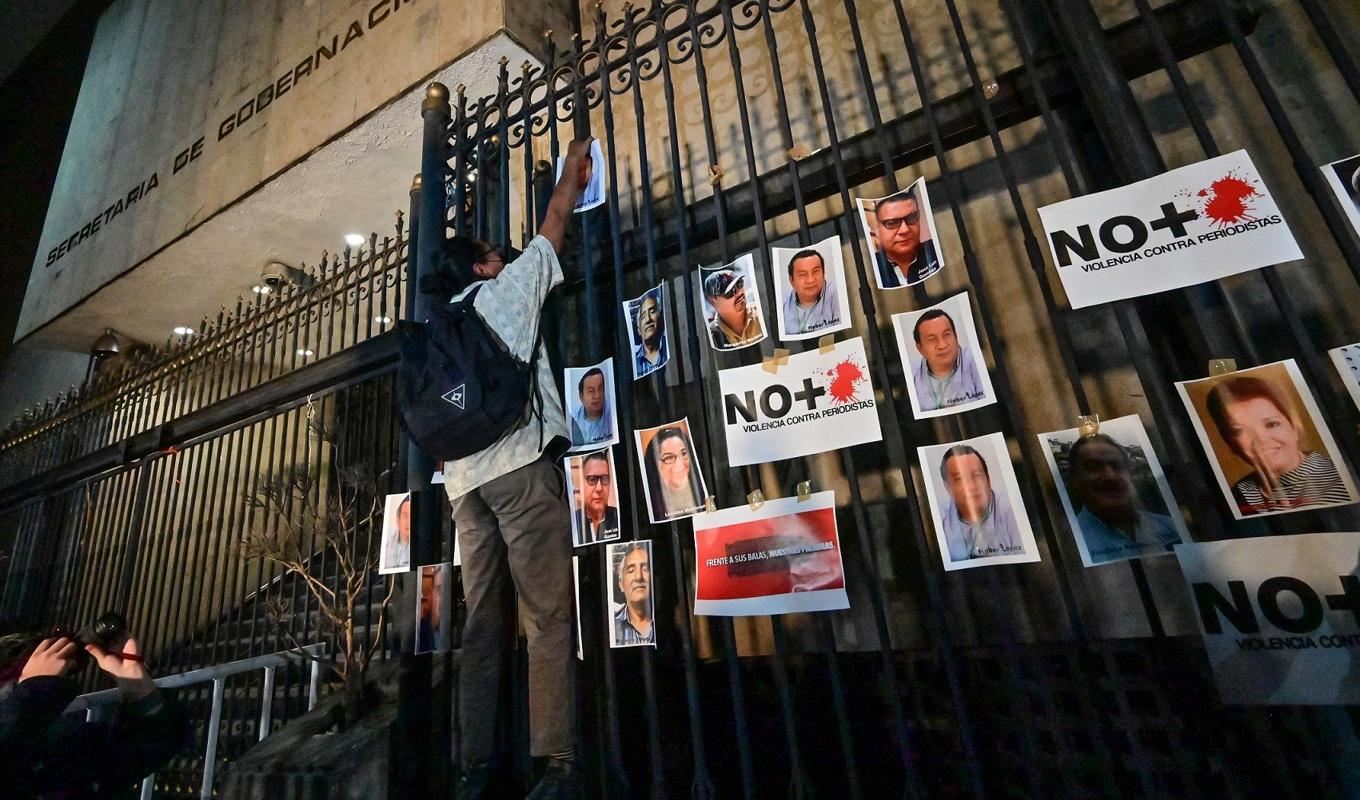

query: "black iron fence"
xmin=1 ymin=0 xmax=1359 ymax=797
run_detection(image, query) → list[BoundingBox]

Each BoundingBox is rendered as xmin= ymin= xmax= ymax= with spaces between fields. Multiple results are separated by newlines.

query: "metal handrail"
xmin=68 ymin=643 xmax=326 ymax=800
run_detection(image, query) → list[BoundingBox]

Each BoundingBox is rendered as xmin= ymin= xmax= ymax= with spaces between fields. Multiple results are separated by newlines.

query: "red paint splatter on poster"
xmin=1194 ymin=172 xmax=1261 ymax=227
xmin=825 ymin=360 xmax=865 ymax=403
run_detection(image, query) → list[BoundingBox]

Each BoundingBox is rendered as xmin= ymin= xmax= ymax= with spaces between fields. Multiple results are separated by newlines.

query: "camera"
xmin=53 ymin=611 xmax=127 ymax=663
xmin=259 ymin=260 xmax=314 ymax=292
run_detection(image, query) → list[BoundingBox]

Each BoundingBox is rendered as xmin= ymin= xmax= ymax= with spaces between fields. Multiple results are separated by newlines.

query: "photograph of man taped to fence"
xmin=700 ymin=253 xmax=767 ymax=352
xmin=691 ymin=491 xmax=848 ymax=616
xmin=919 ymin=432 xmax=1040 ymax=571
xmin=1038 ymin=415 xmax=1188 ymax=567
xmin=634 ymin=417 xmax=708 ymax=523
xmin=566 ymin=447 xmax=622 ymax=548
xmin=856 ymin=176 xmax=944 ymax=289
xmin=555 ymin=137 xmax=606 ymax=213
xmin=1321 ymin=152 xmax=1360 ymax=238
xmin=772 ymin=235 xmax=852 ymax=341
xmin=1177 ymin=359 xmax=1358 ymax=519
xmin=623 ymin=283 xmax=670 ymax=379
xmin=564 ymin=359 xmax=618 ymax=451
xmin=414 ymin=563 xmax=452 ymax=655
xmin=607 ymin=540 xmax=656 ymax=648
xmin=378 ymin=492 xmax=411 ymax=574
xmin=891 ymin=291 xmax=996 ymax=419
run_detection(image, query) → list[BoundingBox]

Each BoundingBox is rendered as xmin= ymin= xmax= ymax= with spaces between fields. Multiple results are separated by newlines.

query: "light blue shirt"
xmin=941 ymin=491 xmax=1025 ymax=562
xmin=1075 ymin=507 xmax=1180 ymax=564
xmin=912 ymin=345 xmax=987 ymax=412
xmin=442 ymin=236 xmax=569 ymax=501
xmin=613 ymin=605 xmax=655 ymax=646
xmin=780 ymin=282 xmax=842 ymax=336
xmin=633 ymin=337 xmax=668 ymax=378
xmin=570 ymin=403 xmax=613 ymax=446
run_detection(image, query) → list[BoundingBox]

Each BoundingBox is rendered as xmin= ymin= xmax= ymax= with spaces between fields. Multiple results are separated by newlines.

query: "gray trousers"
xmin=451 ymin=459 xmax=575 ymax=764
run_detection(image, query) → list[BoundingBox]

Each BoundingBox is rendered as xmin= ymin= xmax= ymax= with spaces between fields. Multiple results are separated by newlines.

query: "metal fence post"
xmin=199 ymin=677 xmax=225 ymax=800
xmin=259 ymin=665 xmax=275 ymax=741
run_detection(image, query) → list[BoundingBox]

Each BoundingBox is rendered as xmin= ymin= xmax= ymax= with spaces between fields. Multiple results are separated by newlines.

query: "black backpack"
xmin=396 ymin=286 xmax=542 ymax=461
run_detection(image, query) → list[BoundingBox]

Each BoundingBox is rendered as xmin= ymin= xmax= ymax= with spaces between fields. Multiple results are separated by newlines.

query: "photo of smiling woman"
xmin=1177 ymin=359 xmax=1358 ymax=519
xmin=634 ymin=417 xmax=709 ymax=523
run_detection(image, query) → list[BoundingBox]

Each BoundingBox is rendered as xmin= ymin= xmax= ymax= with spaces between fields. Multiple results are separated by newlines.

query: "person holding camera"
xmin=0 ymin=627 xmax=189 ymax=799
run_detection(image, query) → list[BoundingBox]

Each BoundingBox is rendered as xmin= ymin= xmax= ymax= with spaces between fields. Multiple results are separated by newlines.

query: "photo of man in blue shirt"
xmin=938 ymin=444 xmax=1025 ymax=562
xmin=569 ymin=366 xmax=613 ymax=447
xmin=1065 ymin=434 xmax=1181 ymax=564
xmin=780 ymin=249 xmax=842 ymax=337
xmin=911 ymin=309 xmax=986 ymax=413
xmin=627 ymin=286 xmax=669 ymax=379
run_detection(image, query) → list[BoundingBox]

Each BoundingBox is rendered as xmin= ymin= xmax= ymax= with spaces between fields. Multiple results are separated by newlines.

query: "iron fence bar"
xmin=575 ymin=22 xmax=627 ymax=799
xmin=627 ymin=3 xmax=760 ymax=797
xmin=67 ymin=471 xmax=107 ymax=638
xmin=210 ymin=422 xmax=256 ymax=665
xmin=122 ymin=457 xmax=170 ymax=644
xmin=616 ymin=18 xmax=675 ymax=795
xmin=282 ymin=406 xmax=313 ymax=723
xmin=684 ymin=3 xmax=871 ymax=796
xmin=46 ymin=491 xmax=84 ymax=628
xmin=146 ymin=450 xmax=192 ymax=663
xmin=89 ymin=470 xmax=137 ymax=649
xmin=1198 ymin=0 xmax=1360 ymax=463
xmin=856 ymin=0 xmax=1079 ymax=789
xmin=924 ymin=7 xmax=1150 ymax=787
xmin=994 ymin=0 xmax=1184 ymax=654
xmin=246 ymin=409 xmax=288 ymax=672
xmin=165 ymin=437 xmax=212 ymax=673
xmin=52 ymin=487 xmax=91 ymax=631
xmin=1114 ymin=2 xmax=1358 ymax=790
xmin=1026 ymin=0 xmax=1236 ymax=546
xmin=1131 ymin=0 xmax=1360 ymax=472
xmin=752 ymin=12 xmax=932 ymax=791
xmin=497 ymin=58 xmax=514 ymax=257
xmin=590 ymin=30 xmax=664 ymax=797
xmin=788 ymin=0 xmax=999 ymax=795
xmin=662 ymin=6 xmax=816 ymax=797
xmin=1292 ymin=0 xmax=1360 ymax=102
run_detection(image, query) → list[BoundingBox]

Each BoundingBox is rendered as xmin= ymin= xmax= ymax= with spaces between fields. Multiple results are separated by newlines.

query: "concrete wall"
xmin=19 ymin=0 xmax=573 ymax=343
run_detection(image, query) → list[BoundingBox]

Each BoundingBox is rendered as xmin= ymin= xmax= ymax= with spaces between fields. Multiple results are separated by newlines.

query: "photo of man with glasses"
xmin=858 ymin=177 xmax=944 ymax=289
xmin=567 ymin=448 xmax=621 ymax=547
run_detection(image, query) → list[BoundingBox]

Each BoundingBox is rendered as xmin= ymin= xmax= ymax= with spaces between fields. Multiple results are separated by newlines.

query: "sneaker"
xmin=526 ymin=758 xmax=578 ymax=800
xmin=455 ymin=760 xmax=493 ymax=800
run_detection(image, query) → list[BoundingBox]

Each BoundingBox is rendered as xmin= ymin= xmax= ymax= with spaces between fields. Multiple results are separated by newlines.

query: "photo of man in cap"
xmin=701 ymin=254 xmax=765 ymax=351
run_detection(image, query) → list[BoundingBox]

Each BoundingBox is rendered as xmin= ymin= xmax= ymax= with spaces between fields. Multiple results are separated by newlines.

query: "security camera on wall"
xmin=259 ymin=260 xmax=315 ymax=292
